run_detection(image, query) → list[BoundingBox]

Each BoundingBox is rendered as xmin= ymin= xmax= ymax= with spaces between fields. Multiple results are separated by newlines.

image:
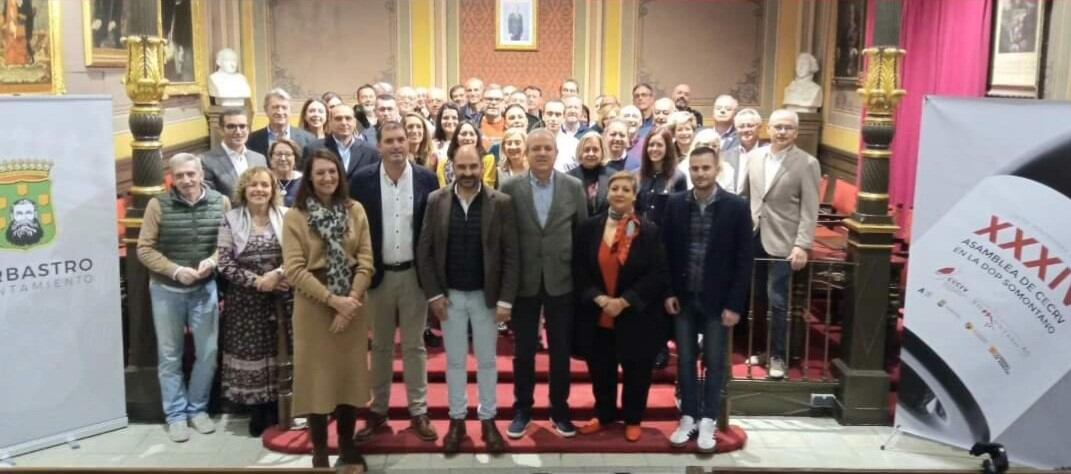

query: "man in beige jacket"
xmin=743 ymin=109 xmax=820 ymax=379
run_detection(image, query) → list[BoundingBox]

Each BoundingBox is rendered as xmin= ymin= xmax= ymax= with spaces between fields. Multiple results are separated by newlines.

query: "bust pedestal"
xmin=796 ymin=112 xmax=822 ymax=158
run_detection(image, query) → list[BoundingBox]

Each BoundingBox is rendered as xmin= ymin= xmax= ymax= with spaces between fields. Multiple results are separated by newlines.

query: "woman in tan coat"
xmin=282 ymin=149 xmax=374 ymax=470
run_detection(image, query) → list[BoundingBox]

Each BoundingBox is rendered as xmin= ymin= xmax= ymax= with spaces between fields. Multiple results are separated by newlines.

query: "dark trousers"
xmin=512 ymin=285 xmax=573 ymax=421
xmin=588 ymin=327 xmax=654 ymax=425
xmin=753 ymin=232 xmax=792 ymax=360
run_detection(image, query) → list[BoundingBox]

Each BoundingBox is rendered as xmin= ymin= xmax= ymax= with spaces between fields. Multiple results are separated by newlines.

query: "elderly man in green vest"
xmin=137 ymin=153 xmax=231 ymax=443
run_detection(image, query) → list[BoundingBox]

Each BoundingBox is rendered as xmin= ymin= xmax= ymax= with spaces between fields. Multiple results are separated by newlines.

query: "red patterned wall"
xmin=459 ymin=0 xmax=574 ymax=96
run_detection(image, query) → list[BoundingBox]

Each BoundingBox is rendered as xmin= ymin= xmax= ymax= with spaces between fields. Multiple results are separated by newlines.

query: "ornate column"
xmin=832 ymin=47 xmax=905 ymax=425
xmin=121 ymin=36 xmax=170 ymax=421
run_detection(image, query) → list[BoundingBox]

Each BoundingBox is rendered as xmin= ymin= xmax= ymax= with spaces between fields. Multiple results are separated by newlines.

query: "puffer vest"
xmin=154 ymin=188 xmax=226 ymax=286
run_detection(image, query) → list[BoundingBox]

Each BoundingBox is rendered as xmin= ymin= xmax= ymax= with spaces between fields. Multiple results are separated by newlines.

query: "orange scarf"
xmin=608 ymin=212 xmax=641 ymax=265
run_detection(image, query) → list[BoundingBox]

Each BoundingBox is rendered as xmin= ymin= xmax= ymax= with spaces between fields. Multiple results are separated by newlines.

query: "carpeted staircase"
xmin=262 ymin=332 xmax=748 ymax=455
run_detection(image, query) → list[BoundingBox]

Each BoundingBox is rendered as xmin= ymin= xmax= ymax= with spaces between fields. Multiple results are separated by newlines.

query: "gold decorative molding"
xmin=130 ymin=185 xmax=167 ymax=195
xmin=843 ymin=218 xmax=899 ymax=234
xmin=119 ymin=218 xmax=143 ymax=228
xmin=122 ymin=36 xmax=170 ymax=103
xmin=857 ymin=191 xmax=889 ymax=201
xmin=847 ymin=239 xmax=895 ymax=250
xmin=860 ymin=149 xmax=891 ymax=159
xmin=857 ymin=47 xmax=906 ymax=116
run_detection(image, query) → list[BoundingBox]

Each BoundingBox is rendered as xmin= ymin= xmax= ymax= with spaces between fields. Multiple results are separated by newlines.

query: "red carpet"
xmin=262 ymin=332 xmax=752 ymax=455
xmin=263 ymin=420 xmax=747 ymax=454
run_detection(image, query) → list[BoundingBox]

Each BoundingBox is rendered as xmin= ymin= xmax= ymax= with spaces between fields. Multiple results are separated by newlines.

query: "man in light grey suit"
xmin=499 ymin=128 xmax=588 ymax=440
xmin=742 ymin=109 xmax=820 ymax=380
xmin=718 ymin=108 xmax=764 ymax=195
xmin=247 ymin=88 xmax=316 ymax=157
xmin=201 ymin=109 xmax=267 ymax=200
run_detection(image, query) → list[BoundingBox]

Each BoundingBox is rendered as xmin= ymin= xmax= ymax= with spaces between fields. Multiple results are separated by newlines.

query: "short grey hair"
xmin=734 ymin=108 xmax=762 ymax=126
xmin=769 ymin=108 xmax=800 ymax=126
xmin=170 ymin=153 xmax=202 ymax=173
xmin=262 ymin=88 xmax=291 ymax=112
xmin=667 ymin=111 xmax=695 ymax=130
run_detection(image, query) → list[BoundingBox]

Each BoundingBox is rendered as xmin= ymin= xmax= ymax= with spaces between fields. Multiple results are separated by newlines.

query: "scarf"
xmin=305 ymin=197 xmax=352 ymax=296
xmin=223 ymin=206 xmax=286 ymax=256
xmin=607 ymin=210 xmax=641 ymax=265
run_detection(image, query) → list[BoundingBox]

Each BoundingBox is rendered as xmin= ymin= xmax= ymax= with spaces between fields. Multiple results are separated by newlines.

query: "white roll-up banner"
xmin=900 ymin=97 xmax=1071 ymax=469
xmin=0 ymin=97 xmax=127 ymax=457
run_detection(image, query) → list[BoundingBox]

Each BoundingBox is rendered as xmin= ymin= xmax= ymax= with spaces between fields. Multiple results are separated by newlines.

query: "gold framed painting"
xmin=987 ymin=0 xmax=1047 ymax=98
xmin=82 ymin=0 xmax=159 ymax=67
xmin=158 ymin=0 xmax=205 ymax=96
xmin=495 ymin=0 xmax=537 ymax=51
xmin=0 ymin=0 xmax=64 ymax=94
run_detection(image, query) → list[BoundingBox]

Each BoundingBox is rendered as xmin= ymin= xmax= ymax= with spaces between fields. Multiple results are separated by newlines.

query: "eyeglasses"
xmin=484 ymin=97 xmax=504 ymax=102
xmin=224 ymin=123 xmax=248 ymax=130
xmin=771 ymin=124 xmax=797 ymax=132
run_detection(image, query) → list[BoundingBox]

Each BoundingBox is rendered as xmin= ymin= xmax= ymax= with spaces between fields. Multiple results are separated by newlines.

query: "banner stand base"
xmin=0 ymin=417 xmax=127 ymax=460
xmin=880 ymin=424 xmax=903 ymax=450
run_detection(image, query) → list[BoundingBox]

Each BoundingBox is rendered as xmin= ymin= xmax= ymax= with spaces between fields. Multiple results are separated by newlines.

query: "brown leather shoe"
xmin=353 ymin=411 xmax=387 ymax=443
xmin=442 ymin=418 xmax=466 ymax=455
xmin=481 ymin=419 xmax=506 ymax=454
xmin=411 ymin=414 xmax=439 ymax=442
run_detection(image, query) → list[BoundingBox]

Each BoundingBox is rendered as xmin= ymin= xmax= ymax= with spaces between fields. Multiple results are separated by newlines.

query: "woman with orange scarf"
xmin=572 ymin=171 xmax=668 ymax=442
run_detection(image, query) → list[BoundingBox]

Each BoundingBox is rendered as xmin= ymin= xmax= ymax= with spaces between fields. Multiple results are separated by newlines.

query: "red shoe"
xmin=625 ymin=424 xmax=642 ymax=442
xmin=578 ymin=419 xmax=603 ymax=435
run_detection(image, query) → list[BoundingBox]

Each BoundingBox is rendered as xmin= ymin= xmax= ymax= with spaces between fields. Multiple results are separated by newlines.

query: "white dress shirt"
xmin=764 ymin=146 xmax=789 ymax=194
xmin=380 ymin=162 xmax=415 ymax=264
xmin=554 ymin=132 xmax=579 ymax=172
xmin=222 ymin=142 xmax=249 ymax=176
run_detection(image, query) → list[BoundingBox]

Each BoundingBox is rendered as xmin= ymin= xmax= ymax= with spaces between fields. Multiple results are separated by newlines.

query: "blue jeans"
xmin=675 ymin=294 xmax=728 ymax=420
xmin=755 ymin=236 xmax=792 ymax=360
xmin=149 ymin=279 xmax=219 ymax=424
xmin=442 ymin=289 xmax=498 ymax=420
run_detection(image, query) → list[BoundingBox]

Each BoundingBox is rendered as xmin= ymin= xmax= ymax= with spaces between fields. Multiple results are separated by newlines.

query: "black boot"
xmin=308 ymin=414 xmax=329 ymax=468
xmin=248 ymin=404 xmax=267 ymax=437
xmin=335 ymin=405 xmax=367 ymax=471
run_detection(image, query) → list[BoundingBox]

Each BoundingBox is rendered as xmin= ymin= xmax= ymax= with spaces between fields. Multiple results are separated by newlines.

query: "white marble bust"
xmin=208 ymin=48 xmax=251 ymax=107
xmin=784 ymin=52 xmax=823 ymax=113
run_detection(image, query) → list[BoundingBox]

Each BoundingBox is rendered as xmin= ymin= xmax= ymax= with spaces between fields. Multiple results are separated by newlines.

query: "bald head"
xmin=653 ymin=97 xmax=674 ymax=127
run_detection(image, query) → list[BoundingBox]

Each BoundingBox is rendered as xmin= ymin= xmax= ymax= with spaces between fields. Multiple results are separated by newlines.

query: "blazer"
xmin=662 ymin=187 xmax=754 ymax=316
xmin=742 ymin=144 xmax=821 ymax=257
xmin=201 ymin=147 xmax=268 ymax=201
xmin=573 ymin=214 xmax=668 ymax=360
xmin=499 ymin=171 xmax=589 ymax=297
xmin=417 ymin=186 xmax=520 ymax=308
xmin=247 ymin=125 xmax=316 ymax=158
xmin=349 ymin=162 xmax=439 ymax=289
xmin=567 ymin=164 xmax=612 ymax=216
xmin=303 ymin=135 xmax=381 ymax=181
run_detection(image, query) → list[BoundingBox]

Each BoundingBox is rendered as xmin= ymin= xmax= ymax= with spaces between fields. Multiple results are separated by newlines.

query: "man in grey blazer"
xmin=499 ymin=128 xmax=588 ymax=439
xmin=201 ymin=109 xmax=267 ymax=201
xmin=246 ymin=88 xmax=315 ymax=157
xmin=742 ymin=109 xmax=820 ymax=380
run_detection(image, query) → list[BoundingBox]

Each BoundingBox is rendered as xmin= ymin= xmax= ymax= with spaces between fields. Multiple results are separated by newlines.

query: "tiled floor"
xmin=3 ymin=416 xmax=1011 ymax=472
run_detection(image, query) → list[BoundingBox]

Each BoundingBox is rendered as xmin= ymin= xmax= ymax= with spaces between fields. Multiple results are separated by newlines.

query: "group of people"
xmin=136 ymin=76 xmax=820 ymax=471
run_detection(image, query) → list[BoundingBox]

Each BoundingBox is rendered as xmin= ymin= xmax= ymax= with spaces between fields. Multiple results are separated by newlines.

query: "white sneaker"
xmin=189 ymin=413 xmax=215 ymax=434
xmin=669 ymin=415 xmax=696 ymax=447
xmin=697 ymin=417 xmax=717 ymax=453
xmin=168 ymin=421 xmax=190 ymax=442
xmin=768 ymin=356 xmax=786 ymax=380
xmin=747 ymin=354 xmax=767 ymax=366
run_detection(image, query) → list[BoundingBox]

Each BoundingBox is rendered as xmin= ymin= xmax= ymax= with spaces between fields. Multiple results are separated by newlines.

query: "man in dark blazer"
xmin=417 ymin=144 xmax=518 ymax=454
xmin=662 ymin=146 xmax=753 ymax=453
xmin=247 ymin=88 xmax=315 ymax=157
xmin=303 ymin=104 xmax=380 ymax=181
xmin=499 ymin=129 xmax=589 ymax=439
xmin=201 ymin=109 xmax=267 ymax=200
xmin=349 ymin=121 xmax=440 ymax=444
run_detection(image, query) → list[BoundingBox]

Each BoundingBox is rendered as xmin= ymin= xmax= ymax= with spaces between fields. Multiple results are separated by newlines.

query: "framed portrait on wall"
xmin=496 ymin=0 xmax=537 ymax=51
xmin=833 ymin=0 xmax=865 ymax=86
xmin=159 ymin=0 xmax=205 ymax=95
xmin=987 ymin=0 xmax=1047 ymax=98
xmin=82 ymin=0 xmax=158 ymax=67
xmin=0 ymin=0 xmax=64 ymax=94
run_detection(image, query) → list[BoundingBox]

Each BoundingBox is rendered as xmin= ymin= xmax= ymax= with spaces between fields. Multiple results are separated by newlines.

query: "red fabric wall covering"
xmin=458 ymin=0 xmax=574 ymax=96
